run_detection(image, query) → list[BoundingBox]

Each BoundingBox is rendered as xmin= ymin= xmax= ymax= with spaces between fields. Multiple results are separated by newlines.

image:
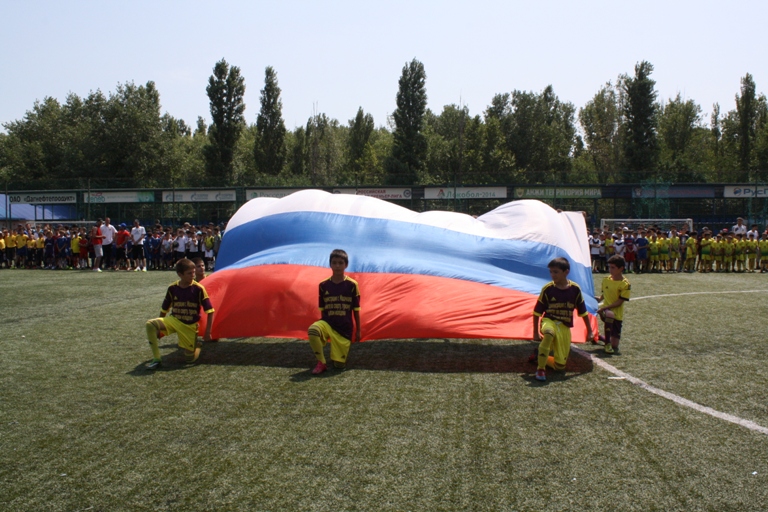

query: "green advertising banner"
xmin=514 ymin=187 xmax=601 ymax=199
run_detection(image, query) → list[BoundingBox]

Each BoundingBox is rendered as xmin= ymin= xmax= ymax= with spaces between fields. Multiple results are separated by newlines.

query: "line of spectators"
xmin=1 ymin=219 xmax=223 ymax=272
xmin=589 ymin=217 xmax=768 ymax=273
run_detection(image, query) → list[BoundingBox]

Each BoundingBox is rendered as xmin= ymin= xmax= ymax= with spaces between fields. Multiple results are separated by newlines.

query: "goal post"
xmin=599 ymin=218 xmax=693 ymax=233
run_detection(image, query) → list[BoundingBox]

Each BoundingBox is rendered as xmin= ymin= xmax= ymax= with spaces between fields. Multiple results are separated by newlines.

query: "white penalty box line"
xmin=575 ymin=289 xmax=768 ymax=436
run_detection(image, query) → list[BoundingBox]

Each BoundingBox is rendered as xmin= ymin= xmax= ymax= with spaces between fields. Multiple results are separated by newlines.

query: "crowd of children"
xmin=588 ymin=219 xmax=768 ymax=274
xmin=0 ymin=220 xmax=223 ymax=272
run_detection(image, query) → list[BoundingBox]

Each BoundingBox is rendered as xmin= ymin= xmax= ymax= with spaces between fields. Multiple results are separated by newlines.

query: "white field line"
xmin=572 ymin=347 xmax=768 ymax=436
xmin=573 ymin=288 xmax=768 ymax=435
xmin=631 ymin=289 xmax=768 ymax=301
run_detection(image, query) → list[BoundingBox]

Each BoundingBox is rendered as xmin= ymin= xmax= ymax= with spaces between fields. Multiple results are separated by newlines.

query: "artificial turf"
xmin=1 ymin=269 xmax=767 ymax=510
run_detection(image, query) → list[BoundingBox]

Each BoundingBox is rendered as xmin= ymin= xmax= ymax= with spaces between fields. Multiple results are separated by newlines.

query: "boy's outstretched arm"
xmin=203 ymin=312 xmax=215 ymax=342
xmin=352 ymin=310 xmax=361 ymax=343
xmin=532 ymin=315 xmax=540 ymax=342
xmin=582 ymin=315 xmax=594 ymax=341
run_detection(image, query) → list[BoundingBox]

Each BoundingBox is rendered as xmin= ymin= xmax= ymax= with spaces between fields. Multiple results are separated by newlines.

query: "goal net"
xmin=599 ymin=218 xmax=694 ymax=233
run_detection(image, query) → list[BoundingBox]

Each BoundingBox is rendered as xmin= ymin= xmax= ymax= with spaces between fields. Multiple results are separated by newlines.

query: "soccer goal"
xmin=599 ymin=218 xmax=693 ymax=233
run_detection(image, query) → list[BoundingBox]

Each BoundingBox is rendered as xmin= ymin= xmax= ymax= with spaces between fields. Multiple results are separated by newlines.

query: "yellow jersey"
xmin=601 ymin=276 xmax=631 ymax=321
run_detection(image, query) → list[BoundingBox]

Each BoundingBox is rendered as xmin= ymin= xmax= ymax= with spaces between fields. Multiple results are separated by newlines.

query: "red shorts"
xmin=624 ymin=251 xmax=636 ymax=262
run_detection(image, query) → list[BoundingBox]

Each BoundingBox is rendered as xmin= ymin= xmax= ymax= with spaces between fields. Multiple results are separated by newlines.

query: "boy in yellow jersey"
xmin=70 ymin=230 xmax=81 ymax=270
xmin=699 ymin=232 xmax=713 ymax=272
xmin=722 ymin=235 xmax=734 ymax=272
xmin=4 ymin=229 xmax=16 ymax=268
xmin=35 ymin=231 xmax=45 ymax=268
xmin=0 ymin=234 xmax=5 ymax=268
xmin=760 ymin=233 xmax=768 ymax=273
xmin=658 ymin=232 xmax=670 ymax=272
xmin=26 ymin=236 xmax=36 ymax=269
xmin=684 ymin=230 xmax=698 ymax=272
xmin=532 ymin=257 xmax=594 ymax=381
xmin=605 ymin=233 xmax=614 ymax=261
xmin=144 ymin=258 xmax=215 ymax=370
xmin=308 ymin=249 xmax=361 ymax=374
xmin=712 ymin=234 xmax=723 ymax=272
xmin=648 ymin=234 xmax=660 ymax=272
xmin=669 ymin=228 xmax=681 ymax=272
xmin=14 ymin=226 xmax=29 ymax=269
xmin=597 ymin=255 xmax=631 ymax=354
xmin=734 ymin=234 xmax=746 ymax=272
xmin=746 ymin=233 xmax=758 ymax=272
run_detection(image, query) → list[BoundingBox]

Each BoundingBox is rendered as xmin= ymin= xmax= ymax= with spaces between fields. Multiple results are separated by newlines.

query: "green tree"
xmin=305 ymin=113 xmax=342 ymax=186
xmin=100 ymin=81 xmax=165 ymax=187
xmin=205 ymin=59 xmax=246 ymax=184
xmin=346 ymin=107 xmax=375 ymax=185
xmin=388 ymin=59 xmax=428 ymax=184
xmin=579 ymin=82 xmax=621 ymax=184
xmin=620 ymin=61 xmax=659 ymax=181
xmin=506 ymin=85 xmax=577 ymax=184
xmin=733 ymin=73 xmax=768 ymax=178
xmin=254 ymin=66 xmax=287 ymax=177
xmin=657 ymin=93 xmax=706 ymax=181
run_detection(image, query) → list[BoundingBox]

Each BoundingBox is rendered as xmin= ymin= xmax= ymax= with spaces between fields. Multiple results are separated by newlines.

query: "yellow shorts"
xmin=660 ymin=254 xmax=669 ymax=261
xmin=538 ymin=317 xmax=572 ymax=370
xmin=701 ymin=254 xmax=711 ymax=261
xmin=309 ymin=320 xmax=351 ymax=363
xmin=149 ymin=315 xmax=198 ymax=351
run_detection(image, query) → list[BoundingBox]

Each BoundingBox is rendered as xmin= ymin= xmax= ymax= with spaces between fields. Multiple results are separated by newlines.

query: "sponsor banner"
xmin=84 ymin=191 xmax=155 ymax=203
xmin=7 ymin=192 xmax=77 ymax=204
xmin=724 ymin=185 xmax=768 ymax=198
xmin=246 ymin=188 xmax=303 ymax=199
xmin=632 ymin=186 xmax=715 ymax=199
xmin=425 ymin=187 xmax=507 ymax=200
xmin=514 ymin=187 xmax=601 ymax=199
xmin=163 ymin=190 xmax=236 ymax=202
xmin=332 ymin=188 xmax=412 ymax=200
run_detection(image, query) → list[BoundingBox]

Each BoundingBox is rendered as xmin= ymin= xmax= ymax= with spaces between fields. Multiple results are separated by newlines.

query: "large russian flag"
xmin=201 ymin=190 xmax=597 ymax=342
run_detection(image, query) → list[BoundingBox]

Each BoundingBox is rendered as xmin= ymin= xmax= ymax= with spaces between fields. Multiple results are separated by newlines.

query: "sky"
xmin=2 ymin=0 xmax=766 ymax=132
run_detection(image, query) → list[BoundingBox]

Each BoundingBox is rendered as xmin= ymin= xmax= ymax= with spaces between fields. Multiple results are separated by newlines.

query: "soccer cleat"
xmin=311 ymin=361 xmax=327 ymax=375
xmin=134 ymin=267 xmax=140 ymax=272
xmin=142 ymin=267 xmax=147 ymax=272
xmin=604 ymin=345 xmax=615 ymax=354
xmin=333 ymin=360 xmax=346 ymax=370
xmin=186 ymin=345 xmax=202 ymax=363
xmin=146 ymin=359 xmax=162 ymax=370
xmin=535 ymin=369 xmax=546 ymax=381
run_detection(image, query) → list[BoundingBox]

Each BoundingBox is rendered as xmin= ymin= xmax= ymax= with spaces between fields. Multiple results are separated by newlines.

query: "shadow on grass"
xmin=129 ymin=338 xmax=594 ymax=379
xmin=127 ymin=347 xmax=204 ymax=376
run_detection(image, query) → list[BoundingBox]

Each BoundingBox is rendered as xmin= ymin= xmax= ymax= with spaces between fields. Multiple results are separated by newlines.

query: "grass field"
xmin=2 ymin=269 xmax=768 ymax=511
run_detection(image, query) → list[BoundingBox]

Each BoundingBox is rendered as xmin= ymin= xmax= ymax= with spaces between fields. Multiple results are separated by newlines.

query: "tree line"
xmin=2 ymin=59 xmax=767 ymax=191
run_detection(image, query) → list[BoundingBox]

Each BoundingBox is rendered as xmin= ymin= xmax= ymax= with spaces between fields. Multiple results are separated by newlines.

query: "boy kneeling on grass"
xmin=308 ymin=249 xmax=361 ymax=375
xmin=144 ymin=258 xmax=215 ymax=370
xmin=532 ymin=257 xmax=594 ymax=382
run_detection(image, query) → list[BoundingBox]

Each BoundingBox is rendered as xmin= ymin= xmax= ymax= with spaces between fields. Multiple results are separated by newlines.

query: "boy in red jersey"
xmin=308 ymin=249 xmax=361 ymax=374
xmin=532 ymin=257 xmax=594 ymax=382
xmin=144 ymin=258 xmax=215 ymax=369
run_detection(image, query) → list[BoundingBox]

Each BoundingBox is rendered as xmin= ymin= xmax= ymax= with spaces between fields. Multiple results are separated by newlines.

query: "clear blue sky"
xmin=2 ymin=0 xmax=765 ymax=132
